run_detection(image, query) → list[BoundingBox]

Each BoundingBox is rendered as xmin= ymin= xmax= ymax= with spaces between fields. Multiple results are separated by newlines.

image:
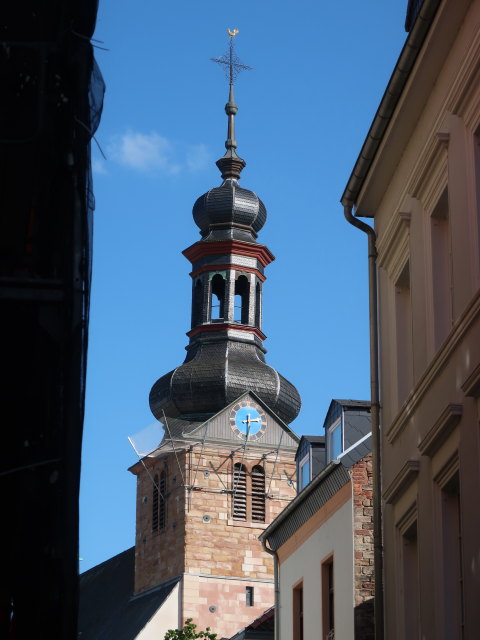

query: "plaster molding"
xmin=418 ymin=403 xmax=463 ymax=457
xmin=434 ymin=452 xmax=459 ymax=489
xmin=386 ymin=288 xmax=480 ymax=443
xmin=409 ymin=130 xmax=448 ymax=211
xmin=384 ymin=460 xmax=420 ymax=505
xmin=396 ymin=501 xmax=417 ymax=536
xmin=376 ymin=197 xmax=414 ymax=268
xmin=461 ymin=362 xmax=480 ymax=398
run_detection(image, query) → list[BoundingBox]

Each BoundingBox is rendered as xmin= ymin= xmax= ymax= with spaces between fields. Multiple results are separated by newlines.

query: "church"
xmin=79 ymin=34 xmax=301 ymax=640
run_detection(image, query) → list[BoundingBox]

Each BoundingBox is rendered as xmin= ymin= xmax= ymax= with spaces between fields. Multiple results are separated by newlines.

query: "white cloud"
xmin=107 ymin=130 xmax=211 ymax=176
xmin=186 ymin=144 xmax=211 ymax=172
xmin=109 ymin=131 xmax=180 ymax=174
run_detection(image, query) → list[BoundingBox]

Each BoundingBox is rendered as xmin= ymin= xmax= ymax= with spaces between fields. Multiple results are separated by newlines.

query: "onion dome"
xmin=193 ymin=179 xmax=267 ymax=238
xmin=150 ymin=341 xmax=301 ymax=425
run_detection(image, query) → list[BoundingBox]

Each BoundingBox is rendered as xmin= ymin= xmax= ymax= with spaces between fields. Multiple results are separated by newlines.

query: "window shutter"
xmin=159 ymin=470 xmax=166 ymax=530
xmin=152 ymin=474 xmax=159 ymax=532
xmin=233 ymin=463 xmax=247 ymax=521
xmin=251 ymin=465 xmax=266 ymax=522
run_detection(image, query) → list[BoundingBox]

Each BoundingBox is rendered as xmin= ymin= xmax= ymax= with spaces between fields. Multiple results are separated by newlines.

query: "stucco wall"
xmin=137 ymin=582 xmax=181 ymax=640
xmin=278 ymin=495 xmax=354 ymax=640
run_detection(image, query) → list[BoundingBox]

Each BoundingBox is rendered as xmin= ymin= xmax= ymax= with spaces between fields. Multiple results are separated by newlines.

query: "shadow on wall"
xmin=354 ymin=598 xmax=374 ymax=640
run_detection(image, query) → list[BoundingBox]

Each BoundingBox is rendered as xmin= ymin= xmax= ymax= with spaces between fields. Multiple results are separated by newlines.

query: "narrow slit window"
xmin=255 ymin=282 xmax=261 ymax=328
xmin=210 ymin=274 xmax=225 ymax=321
xmin=158 ymin=470 xmax=166 ymax=530
xmin=192 ymin=278 xmax=203 ymax=328
xmin=233 ymin=463 xmax=247 ymax=521
xmin=251 ymin=465 xmax=266 ymax=522
xmin=152 ymin=474 xmax=159 ymax=532
xmin=246 ymin=586 xmax=254 ymax=606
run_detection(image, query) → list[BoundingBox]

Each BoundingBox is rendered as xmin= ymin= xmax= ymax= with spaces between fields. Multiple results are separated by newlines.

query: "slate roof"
xmin=78 ymin=547 xmax=180 ymax=640
xmin=228 ymin=607 xmax=274 ymax=639
xmin=260 ymin=435 xmax=372 ymax=552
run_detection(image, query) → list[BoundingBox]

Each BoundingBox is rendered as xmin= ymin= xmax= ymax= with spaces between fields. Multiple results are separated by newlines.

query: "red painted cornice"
xmin=187 ymin=323 xmax=267 ymax=341
xmin=190 ymin=263 xmax=267 ymax=282
xmin=183 ymin=240 xmax=275 ymax=268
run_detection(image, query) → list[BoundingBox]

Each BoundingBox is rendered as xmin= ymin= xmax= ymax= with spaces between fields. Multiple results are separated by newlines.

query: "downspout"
xmin=343 ymin=204 xmax=383 ymax=640
xmin=261 ymin=538 xmax=279 ymax=640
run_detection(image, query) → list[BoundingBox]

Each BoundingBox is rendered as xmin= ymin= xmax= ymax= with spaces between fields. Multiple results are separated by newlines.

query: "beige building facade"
xmin=342 ymin=0 xmax=480 ymax=637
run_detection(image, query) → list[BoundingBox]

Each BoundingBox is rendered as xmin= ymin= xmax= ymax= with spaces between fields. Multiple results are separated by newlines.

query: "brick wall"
xmin=350 ymin=452 xmax=374 ymax=640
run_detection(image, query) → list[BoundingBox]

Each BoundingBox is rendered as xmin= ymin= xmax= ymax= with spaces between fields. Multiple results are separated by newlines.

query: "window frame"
xmin=327 ymin=417 xmax=343 ymax=462
xmin=231 ymin=461 xmax=267 ymax=525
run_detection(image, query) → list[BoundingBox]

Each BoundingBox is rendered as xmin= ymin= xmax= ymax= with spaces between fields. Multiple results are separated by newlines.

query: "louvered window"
xmin=233 ymin=463 xmax=247 ymax=521
xmin=251 ymin=465 xmax=266 ymax=522
xmin=158 ymin=470 xmax=166 ymax=530
xmin=152 ymin=474 xmax=159 ymax=532
xmin=152 ymin=470 xmax=167 ymax=532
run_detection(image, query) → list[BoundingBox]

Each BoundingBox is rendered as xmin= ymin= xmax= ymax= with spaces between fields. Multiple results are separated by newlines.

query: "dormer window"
xmin=298 ymin=453 xmax=310 ymax=491
xmin=328 ymin=417 xmax=342 ymax=461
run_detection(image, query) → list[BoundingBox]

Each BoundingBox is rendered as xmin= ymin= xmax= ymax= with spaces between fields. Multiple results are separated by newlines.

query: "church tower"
xmin=130 ymin=34 xmax=301 ymax=639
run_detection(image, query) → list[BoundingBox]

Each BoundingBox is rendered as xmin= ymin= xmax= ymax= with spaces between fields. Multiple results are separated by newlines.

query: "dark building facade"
xmin=1 ymin=4 xmax=103 ymax=639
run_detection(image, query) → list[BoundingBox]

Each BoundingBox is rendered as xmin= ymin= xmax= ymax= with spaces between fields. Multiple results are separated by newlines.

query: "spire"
xmin=211 ymin=30 xmax=251 ymax=180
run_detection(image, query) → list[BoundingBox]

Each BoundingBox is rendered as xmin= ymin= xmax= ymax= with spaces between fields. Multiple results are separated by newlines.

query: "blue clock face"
xmin=230 ymin=401 xmax=267 ymax=441
xmin=235 ymin=407 xmax=263 ymax=435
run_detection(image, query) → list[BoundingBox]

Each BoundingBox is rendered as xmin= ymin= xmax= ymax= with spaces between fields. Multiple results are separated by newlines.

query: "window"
xmin=328 ymin=418 xmax=342 ymax=461
xmin=191 ymin=278 xmax=203 ymax=328
xmin=246 ymin=586 xmax=254 ymax=607
xmin=293 ymin=581 xmax=304 ymax=640
xmin=298 ymin=453 xmax=311 ymax=491
xmin=402 ymin=521 xmax=419 ymax=637
xmin=255 ymin=281 xmax=262 ymax=328
xmin=430 ymin=188 xmax=452 ymax=348
xmin=152 ymin=470 xmax=166 ymax=532
xmin=322 ymin=556 xmax=334 ymax=640
xmin=234 ymin=274 xmax=250 ymax=324
xmin=232 ymin=462 xmax=266 ymax=523
xmin=210 ymin=273 xmax=225 ymax=321
xmin=441 ymin=473 xmax=463 ymax=639
xmin=251 ymin=465 xmax=266 ymax=522
xmin=395 ymin=260 xmax=413 ymax=405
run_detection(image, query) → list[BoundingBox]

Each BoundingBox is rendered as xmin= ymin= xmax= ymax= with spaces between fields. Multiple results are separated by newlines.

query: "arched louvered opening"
xmin=234 ymin=274 xmax=250 ymax=324
xmin=251 ymin=465 xmax=266 ymax=522
xmin=191 ymin=278 xmax=203 ymax=328
xmin=233 ymin=463 xmax=247 ymax=521
xmin=210 ymin=273 xmax=225 ymax=321
xmin=158 ymin=470 xmax=166 ymax=530
xmin=152 ymin=474 xmax=159 ymax=532
xmin=255 ymin=282 xmax=262 ymax=328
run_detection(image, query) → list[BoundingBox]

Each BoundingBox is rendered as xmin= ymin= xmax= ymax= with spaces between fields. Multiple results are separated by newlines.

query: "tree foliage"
xmin=164 ymin=618 xmax=217 ymax=640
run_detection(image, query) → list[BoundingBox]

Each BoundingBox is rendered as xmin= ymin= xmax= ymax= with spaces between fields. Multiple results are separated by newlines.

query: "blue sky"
xmin=80 ymin=0 xmax=407 ymax=571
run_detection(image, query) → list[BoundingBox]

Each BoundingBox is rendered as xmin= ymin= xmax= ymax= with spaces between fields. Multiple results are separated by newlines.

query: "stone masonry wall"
xmin=131 ymin=442 xmax=297 ymax=637
xmin=132 ymin=450 xmax=188 ymax=594
xmin=350 ymin=452 xmax=374 ymax=640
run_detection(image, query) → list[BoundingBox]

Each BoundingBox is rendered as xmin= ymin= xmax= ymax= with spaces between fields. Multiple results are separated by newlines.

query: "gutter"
xmin=340 ymin=0 xmax=442 ymax=208
xmin=260 ymin=538 xmax=279 ymax=640
xmin=343 ymin=206 xmax=383 ymax=640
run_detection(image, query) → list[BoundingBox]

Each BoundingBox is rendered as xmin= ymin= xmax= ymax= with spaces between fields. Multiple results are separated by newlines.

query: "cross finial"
xmin=211 ymin=29 xmax=252 ymax=87
xmin=211 ymin=30 xmax=251 ymax=180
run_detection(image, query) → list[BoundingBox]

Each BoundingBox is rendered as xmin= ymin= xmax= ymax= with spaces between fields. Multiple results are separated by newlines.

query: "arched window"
xmin=233 ymin=463 xmax=247 ymax=521
xmin=234 ymin=275 xmax=250 ymax=324
xmin=191 ymin=278 xmax=203 ymax=328
xmin=251 ymin=465 xmax=266 ymax=522
xmin=159 ymin=470 xmax=166 ymax=530
xmin=232 ymin=463 xmax=266 ymax=523
xmin=255 ymin=282 xmax=262 ymax=328
xmin=210 ymin=274 xmax=225 ymax=321
xmin=152 ymin=470 xmax=167 ymax=532
xmin=152 ymin=474 xmax=159 ymax=532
